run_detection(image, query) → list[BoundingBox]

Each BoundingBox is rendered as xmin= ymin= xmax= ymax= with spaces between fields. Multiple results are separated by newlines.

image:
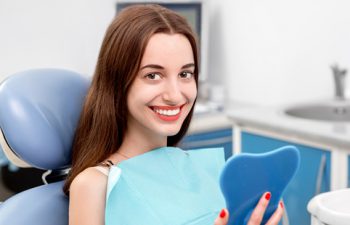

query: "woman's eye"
xmin=179 ymin=71 xmax=194 ymax=79
xmin=145 ymin=73 xmax=161 ymax=80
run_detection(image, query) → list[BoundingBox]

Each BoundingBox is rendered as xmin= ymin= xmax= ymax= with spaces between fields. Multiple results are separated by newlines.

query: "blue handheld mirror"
xmin=220 ymin=145 xmax=300 ymax=225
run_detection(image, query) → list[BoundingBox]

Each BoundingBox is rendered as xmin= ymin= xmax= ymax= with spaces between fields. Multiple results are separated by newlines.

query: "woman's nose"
xmin=162 ymin=79 xmax=183 ymax=104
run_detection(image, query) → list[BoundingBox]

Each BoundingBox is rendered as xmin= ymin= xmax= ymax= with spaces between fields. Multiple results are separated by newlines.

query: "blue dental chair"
xmin=0 ymin=68 xmax=90 ymax=225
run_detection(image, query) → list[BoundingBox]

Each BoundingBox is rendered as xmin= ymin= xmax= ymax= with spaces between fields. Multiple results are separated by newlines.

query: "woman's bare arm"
xmin=69 ymin=167 xmax=108 ymax=225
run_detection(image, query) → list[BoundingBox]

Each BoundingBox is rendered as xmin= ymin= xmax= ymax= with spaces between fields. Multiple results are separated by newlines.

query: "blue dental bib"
xmin=105 ymin=147 xmax=226 ymax=225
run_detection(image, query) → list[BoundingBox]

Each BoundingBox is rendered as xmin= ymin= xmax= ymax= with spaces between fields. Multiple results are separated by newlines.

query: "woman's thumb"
xmin=214 ymin=209 xmax=229 ymax=225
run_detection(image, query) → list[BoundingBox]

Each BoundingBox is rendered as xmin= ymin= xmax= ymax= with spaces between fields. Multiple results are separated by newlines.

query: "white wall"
xmin=208 ymin=0 xmax=350 ymax=105
xmin=1 ymin=0 xmax=350 ymax=106
xmin=0 ymin=0 xmax=116 ymax=79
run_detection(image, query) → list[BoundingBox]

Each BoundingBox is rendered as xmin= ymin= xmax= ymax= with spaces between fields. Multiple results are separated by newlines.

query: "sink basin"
xmin=285 ymin=101 xmax=350 ymax=122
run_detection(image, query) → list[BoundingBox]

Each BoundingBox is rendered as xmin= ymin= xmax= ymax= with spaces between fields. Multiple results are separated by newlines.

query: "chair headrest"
xmin=0 ymin=68 xmax=90 ymax=170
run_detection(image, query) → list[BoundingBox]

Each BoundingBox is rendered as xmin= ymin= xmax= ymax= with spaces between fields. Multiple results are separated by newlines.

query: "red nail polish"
xmin=265 ymin=192 xmax=271 ymax=200
xmin=220 ymin=209 xmax=226 ymax=218
xmin=280 ymin=201 xmax=284 ymax=208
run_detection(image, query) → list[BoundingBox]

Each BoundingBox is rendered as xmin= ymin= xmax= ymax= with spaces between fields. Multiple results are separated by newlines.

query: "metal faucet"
xmin=331 ymin=64 xmax=347 ymax=100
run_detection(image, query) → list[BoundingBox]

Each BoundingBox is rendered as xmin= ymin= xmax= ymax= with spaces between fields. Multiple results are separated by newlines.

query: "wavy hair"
xmin=63 ymin=4 xmax=199 ymax=194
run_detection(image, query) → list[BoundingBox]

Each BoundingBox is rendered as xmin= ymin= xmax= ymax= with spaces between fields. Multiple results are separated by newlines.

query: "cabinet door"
xmin=179 ymin=128 xmax=233 ymax=160
xmin=242 ymin=131 xmax=331 ymax=225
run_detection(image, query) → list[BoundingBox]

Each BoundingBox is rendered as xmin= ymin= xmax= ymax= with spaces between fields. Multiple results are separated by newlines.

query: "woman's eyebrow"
xmin=140 ymin=63 xmax=195 ymax=70
xmin=140 ymin=64 xmax=164 ymax=70
xmin=182 ymin=63 xmax=195 ymax=69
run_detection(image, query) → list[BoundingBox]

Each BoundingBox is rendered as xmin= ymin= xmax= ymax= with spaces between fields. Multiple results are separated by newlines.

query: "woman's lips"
xmin=150 ymin=104 xmax=185 ymax=121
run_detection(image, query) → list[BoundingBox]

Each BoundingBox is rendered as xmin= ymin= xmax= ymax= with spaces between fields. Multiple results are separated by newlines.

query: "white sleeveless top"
xmin=93 ymin=166 xmax=110 ymax=176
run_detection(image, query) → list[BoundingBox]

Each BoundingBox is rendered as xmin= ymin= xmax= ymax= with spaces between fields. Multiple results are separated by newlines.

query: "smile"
xmin=154 ymin=108 xmax=180 ymax=116
xmin=150 ymin=105 xmax=184 ymax=121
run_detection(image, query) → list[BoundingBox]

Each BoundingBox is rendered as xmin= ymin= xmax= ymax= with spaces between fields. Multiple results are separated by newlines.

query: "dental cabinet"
xmin=185 ymin=110 xmax=332 ymax=225
xmin=185 ymin=112 xmax=331 ymax=225
xmin=180 ymin=128 xmax=233 ymax=160
xmin=180 ymin=112 xmax=233 ymax=159
xmin=240 ymin=130 xmax=331 ymax=225
xmin=228 ymin=104 xmax=350 ymax=225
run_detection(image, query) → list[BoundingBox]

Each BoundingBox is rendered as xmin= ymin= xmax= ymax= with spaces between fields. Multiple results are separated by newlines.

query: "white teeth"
xmin=154 ymin=108 xmax=180 ymax=116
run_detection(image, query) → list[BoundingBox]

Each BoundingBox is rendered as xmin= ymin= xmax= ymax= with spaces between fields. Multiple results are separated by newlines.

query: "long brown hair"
xmin=63 ymin=4 xmax=199 ymax=194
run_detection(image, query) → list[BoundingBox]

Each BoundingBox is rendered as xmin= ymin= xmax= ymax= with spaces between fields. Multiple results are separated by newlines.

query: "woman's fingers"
xmin=247 ymin=192 xmax=271 ymax=225
xmin=266 ymin=201 xmax=284 ymax=225
xmin=215 ymin=194 xmax=284 ymax=225
xmin=214 ymin=209 xmax=229 ymax=225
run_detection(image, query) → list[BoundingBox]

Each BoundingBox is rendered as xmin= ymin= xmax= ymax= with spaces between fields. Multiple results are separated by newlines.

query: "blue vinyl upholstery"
xmin=0 ymin=68 xmax=90 ymax=225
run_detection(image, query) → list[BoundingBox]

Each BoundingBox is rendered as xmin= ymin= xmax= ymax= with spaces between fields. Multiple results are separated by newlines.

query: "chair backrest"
xmin=0 ymin=68 xmax=90 ymax=225
xmin=0 ymin=145 xmax=8 ymax=167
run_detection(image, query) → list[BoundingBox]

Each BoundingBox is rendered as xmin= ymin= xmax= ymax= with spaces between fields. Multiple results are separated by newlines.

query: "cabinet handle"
xmin=315 ymin=153 xmax=327 ymax=195
xmin=179 ymin=136 xmax=232 ymax=149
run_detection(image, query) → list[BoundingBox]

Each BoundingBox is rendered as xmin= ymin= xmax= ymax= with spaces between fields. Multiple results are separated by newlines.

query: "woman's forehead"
xmin=140 ymin=33 xmax=194 ymax=68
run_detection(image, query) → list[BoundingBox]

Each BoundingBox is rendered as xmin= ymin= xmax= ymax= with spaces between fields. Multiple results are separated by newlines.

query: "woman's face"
xmin=127 ymin=33 xmax=197 ymax=141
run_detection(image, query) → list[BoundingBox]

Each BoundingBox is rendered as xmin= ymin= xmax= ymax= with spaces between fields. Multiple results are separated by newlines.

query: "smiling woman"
xmin=64 ymin=4 xmax=283 ymax=225
xmin=127 ymin=33 xmax=197 ymax=140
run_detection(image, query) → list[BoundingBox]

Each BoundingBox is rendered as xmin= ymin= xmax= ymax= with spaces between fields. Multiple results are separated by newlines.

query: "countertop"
xmin=182 ymin=100 xmax=350 ymax=150
xmin=187 ymin=101 xmax=232 ymax=134
xmin=188 ymin=111 xmax=232 ymax=134
xmin=226 ymin=102 xmax=350 ymax=150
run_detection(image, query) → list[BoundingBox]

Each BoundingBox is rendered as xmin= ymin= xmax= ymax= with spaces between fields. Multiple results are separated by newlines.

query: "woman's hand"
xmin=247 ymin=192 xmax=284 ymax=225
xmin=214 ymin=209 xmax=229 ymax=225
xmin=214 ymin=192 xmax=284 ymax=225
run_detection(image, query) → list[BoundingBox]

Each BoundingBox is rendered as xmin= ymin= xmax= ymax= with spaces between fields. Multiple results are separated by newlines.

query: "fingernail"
xmin=280 ymin=201 xmax=284 ymax=209
xmin=219 ymin=209 xmax=226 ymax=218
xmin=265 ymin=192 xmax=271 ymax=201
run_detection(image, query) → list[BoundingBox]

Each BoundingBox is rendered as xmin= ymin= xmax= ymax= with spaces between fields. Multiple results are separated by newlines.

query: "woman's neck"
xmin=116 ymin=128 xmax=167 ymax=158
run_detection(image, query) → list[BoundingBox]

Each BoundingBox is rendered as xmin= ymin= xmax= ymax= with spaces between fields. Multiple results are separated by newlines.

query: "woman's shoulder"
xmin=70 ymin=166 xmax=109 ymax=194
xmin=69 ymin=166 xmax=109 ymax=225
